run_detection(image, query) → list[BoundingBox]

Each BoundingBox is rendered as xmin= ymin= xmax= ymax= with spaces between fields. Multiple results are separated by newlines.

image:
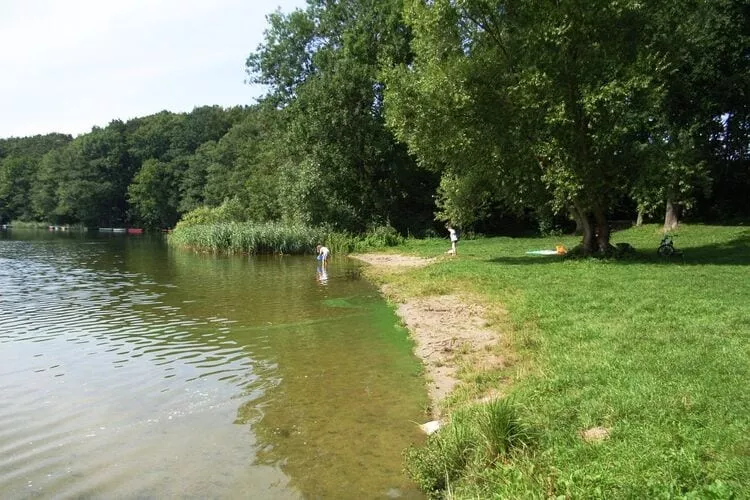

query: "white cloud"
xmin=0 ymin=0 xmax=306 ymax=138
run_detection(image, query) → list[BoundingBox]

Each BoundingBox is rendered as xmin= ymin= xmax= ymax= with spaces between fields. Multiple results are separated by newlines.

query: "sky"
xmin=0 ymin=0 xmax=307 ymax=139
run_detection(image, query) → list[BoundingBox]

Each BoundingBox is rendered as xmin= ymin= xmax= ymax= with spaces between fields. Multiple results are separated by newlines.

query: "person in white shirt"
xmin=316 ymin=244 xmax=330 ymax=264
xmin=446 ymin=224 xmax=458 ymax=256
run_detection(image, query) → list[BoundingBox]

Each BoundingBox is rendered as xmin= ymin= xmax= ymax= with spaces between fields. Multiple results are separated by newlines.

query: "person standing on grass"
xmin=446 ymin=224 xmax=459 ymax=256
xmin=316 ymin=244 xmax=330 ymax=265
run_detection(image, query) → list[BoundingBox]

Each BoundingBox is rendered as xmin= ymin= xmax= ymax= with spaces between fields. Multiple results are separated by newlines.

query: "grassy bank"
xmin=367 ymin=224 xmax=749 ymax=498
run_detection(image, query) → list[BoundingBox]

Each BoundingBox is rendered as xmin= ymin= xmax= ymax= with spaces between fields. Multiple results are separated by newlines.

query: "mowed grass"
xmin=386 ymin=224 xmax=750 ymax=498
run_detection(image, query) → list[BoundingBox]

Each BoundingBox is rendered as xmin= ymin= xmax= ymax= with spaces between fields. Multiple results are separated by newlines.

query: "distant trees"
xmin=0 ymin=133 xmax=72 ymax=223
xmin=0 ymin=107 xmax=244 ymax=229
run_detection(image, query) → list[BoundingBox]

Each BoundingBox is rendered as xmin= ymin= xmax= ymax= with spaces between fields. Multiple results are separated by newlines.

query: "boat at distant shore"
xmin=98 ymin=227 xmax=143 ymax=234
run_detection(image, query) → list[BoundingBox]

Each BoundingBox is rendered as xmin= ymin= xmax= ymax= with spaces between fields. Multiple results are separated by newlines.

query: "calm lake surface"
xmin=0 ymin=230 xmax=427 ymax=499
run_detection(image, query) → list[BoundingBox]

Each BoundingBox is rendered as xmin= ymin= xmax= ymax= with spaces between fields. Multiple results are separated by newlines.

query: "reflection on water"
xmin=0 ymin=231 xmax=427 ymax=498
xmin=316 ymin=263 xmax=329 ymax=285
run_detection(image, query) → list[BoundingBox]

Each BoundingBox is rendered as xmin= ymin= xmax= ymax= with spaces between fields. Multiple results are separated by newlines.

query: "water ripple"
xmin=0 ymin=238 xmax=275 ymax=498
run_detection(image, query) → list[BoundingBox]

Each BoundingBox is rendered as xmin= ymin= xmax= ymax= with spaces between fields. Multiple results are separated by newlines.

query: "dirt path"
xmin=352 ymin=253 xmax=502 ymax=418
xmin=349 ymin=253 xmax=438 ymax=269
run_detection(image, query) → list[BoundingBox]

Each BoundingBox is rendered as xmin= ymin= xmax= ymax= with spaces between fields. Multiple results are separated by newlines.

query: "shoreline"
xmin=350 ymin=253 xmax=504 ymax=418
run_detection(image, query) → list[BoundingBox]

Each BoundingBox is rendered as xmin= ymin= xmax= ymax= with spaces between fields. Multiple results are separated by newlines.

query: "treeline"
xmin=0 ymin=106 xmax=246 ymax=229
xmin=1 ymin=0 xmax=748 ymax=253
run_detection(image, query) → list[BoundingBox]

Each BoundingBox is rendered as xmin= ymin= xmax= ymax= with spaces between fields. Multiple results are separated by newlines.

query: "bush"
xmin=177 ymin=198 xmax=248 ymax=227
xmin=352 ymin=224 xmax=405 ymax=252
xmin=404 ymin=399 xmax=533 ymax=497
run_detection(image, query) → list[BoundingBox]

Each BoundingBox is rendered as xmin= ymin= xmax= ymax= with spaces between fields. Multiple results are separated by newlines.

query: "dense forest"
xmin=1 ymin=0 xmax=748 ymax=253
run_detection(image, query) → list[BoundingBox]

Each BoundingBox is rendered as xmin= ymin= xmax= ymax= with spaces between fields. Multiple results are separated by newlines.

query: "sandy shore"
xmin=351 ymin=253 xmax=503 ymax=418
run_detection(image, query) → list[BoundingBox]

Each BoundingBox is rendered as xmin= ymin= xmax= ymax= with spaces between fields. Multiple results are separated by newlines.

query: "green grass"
xmin=405 ymin=398 xmax=533 ymax=498
xmin=388 ymin=224 xmax=750 ymax=498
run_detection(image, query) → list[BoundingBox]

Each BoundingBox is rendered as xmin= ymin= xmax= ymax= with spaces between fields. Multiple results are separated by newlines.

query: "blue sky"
xmin=0 ymin=0 xmax=307 ymax=138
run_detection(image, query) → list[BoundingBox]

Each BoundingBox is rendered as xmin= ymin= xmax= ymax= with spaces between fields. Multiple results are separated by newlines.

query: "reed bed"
xmin=167 ymin=221 xmax=325 ymax=254
xmin=167 ymin=220 xmax=405 ymax=255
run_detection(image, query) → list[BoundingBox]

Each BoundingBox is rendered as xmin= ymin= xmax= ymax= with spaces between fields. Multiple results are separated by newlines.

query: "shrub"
xmin=352 ymin=224 xmax=405 ymax=252
xmin=404 ymin=399 xmax=533 ymax=497
xmin=177 ymin=198 xmax=248 ymax=228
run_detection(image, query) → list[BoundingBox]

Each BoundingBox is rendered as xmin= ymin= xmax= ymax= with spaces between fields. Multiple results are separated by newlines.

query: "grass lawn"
xmin=381 ymin=224 xmax=750 ymax=498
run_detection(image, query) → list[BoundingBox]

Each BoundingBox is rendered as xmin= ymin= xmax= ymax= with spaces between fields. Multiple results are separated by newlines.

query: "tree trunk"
xmin=569 ymin=205 xmax=584 ymax=235
xmin=573 ymin=201 xmax=611 ymax=255
xmin=581 ymin=216 xmax=594 ymax=255
xmin=573 ymin=201 xmax=595 ymax=255
xmin=636 ymin=207 xmax=644 ymax=227
xmin=663 ymin=199 xmax=679 ymax=232
xmin=594 ymin=207 xmax=611 ymax=253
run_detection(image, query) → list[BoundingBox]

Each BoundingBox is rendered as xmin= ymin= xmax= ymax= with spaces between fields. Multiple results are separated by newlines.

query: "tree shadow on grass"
xmin=486 ymin=230 xmax=750 ymax=266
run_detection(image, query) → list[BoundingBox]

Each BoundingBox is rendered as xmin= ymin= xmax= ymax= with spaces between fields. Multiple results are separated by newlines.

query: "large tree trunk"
xmin=572 ymin=201 xmax=595 ymax=255
xmin=581 ymin=215 xmax=594 ymax=254
xmin=663 ymin=199 xmax=679 ymax=232
xmin=636 ymin=207 xmax=644 ymax=227
xmin=569 ymin=205 xmax=584 ymax=235
xmin=594 ymin=207 xmax=611 ymax=253
xmin=573 ymin=200 xmax=611 ymax=255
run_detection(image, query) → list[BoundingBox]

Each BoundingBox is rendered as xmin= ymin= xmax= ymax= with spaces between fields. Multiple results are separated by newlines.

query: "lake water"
xmin=0 ymin=230 xmax=427 ymax=499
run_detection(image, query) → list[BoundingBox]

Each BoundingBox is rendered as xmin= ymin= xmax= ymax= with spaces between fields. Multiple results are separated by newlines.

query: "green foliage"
xmin=404 ymin=399 xmax=533 ymax=497
xmin=177 ymin=198 xmax=249 ymax=227
xmin=385 ymin=0 xmax=750 ymax=252
xmin=246 ymin=0 xmax=437 ymax=233
xmin=2 ymin=0 xmax=749 ymax=234
xmin=0 ymin=156 xmax=33 ymax=221
xmin=323 ymin=230 xmax=357 ymax=255
xmin=0 ymin=133 xmax=72 ymax=223
xmin=434 ymin=172 xmax=496 ymax=229
xmin=475 ymin=398 xmax=534 ymax=460
xmin=353 ymin=224 xmax=406 ymax=250
xmin=324 ymin=225 xmax=407 ymax=254
xmin=127 ymin=158 xmax=179 ymax=229
xmin=8 ymin=220 xmax=50 ymax=229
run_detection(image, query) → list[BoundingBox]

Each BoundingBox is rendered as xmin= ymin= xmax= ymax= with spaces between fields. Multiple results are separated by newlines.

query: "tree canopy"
xmin=0 ymin=0 xmax=747 ymax=245
xmin=384 ymin=0 xmax=749 ymax=252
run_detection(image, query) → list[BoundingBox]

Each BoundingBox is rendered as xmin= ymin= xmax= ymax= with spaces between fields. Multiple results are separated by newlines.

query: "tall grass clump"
xmin=405 ymin=398 xmax=533 ymax=497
